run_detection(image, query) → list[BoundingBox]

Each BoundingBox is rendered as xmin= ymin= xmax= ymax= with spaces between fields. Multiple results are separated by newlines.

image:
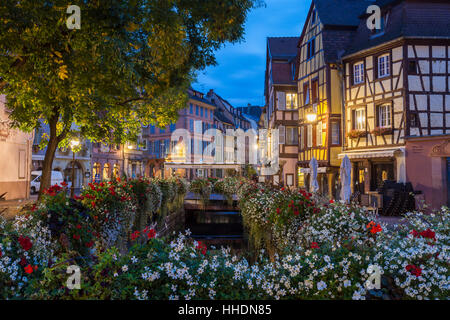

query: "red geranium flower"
xmin=0 ymin=250 xmax=2 ymax=258
xmin=18 ymin=235 xmax=33 ymax=251
xmin=276 ymin=208 xmax=281 ymax=215
xmin=406 ymin=264 xmax=422 ymax=277
xmin=311 ymin=242 xmax=319 ymax=249
xmin=370 ymin=224 xmax=382 ymax=234
xmin=60 ymin=181 xmax=68 ymax=187
xmin=130 ymin=231 xmax=140 ymax=241
xmin=146 ymin=228 xmax=156 ymax=239
xmin=419 ymin=228 xmax=436 ymax=240
xmin=196 ymin=241 xmax=207 ymax=255
xmin=73 ymin=234 xmax=80 ymax=240
xmin=76 ymin=224 xmax=81 ymax=229
xmin=24 ymin=264 xmax=34 ymax=274
xmin=329 ymin=199 xmax=334 ymax=204
xmin=85 ymin=241 xmax=94 ymax=248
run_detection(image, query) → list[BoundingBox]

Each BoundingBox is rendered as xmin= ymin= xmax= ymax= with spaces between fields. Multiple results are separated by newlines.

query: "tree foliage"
xmin=0 ymin=0 xmax=263 ymax=192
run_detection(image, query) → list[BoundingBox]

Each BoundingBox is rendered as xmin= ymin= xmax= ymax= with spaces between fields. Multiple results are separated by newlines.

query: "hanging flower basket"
xmin=347 ymin=130 xmax=367 ymax=139
xmin=371 ymin=127 xmax=392 ymax=136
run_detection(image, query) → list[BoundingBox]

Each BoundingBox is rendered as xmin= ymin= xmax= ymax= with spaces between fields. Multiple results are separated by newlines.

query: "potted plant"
xmin=371 ymin=127 xmax=392 ymax=136
xmin=347 ymin=129 xmax=367 ymax=139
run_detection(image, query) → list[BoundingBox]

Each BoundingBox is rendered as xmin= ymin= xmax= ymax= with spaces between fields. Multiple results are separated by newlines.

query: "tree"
xmin=0 ymin=0 xmax=263 ymax=197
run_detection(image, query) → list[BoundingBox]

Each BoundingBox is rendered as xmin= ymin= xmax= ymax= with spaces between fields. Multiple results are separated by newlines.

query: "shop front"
xmin=338 ymin=148 xmax=406 ymax=207
xmin=405 ymin=135 xmax=450 ymax=210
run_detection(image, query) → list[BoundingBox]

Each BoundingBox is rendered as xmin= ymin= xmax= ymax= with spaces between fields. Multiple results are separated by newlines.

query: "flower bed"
xmin=0 ymin=179 xmax=448 ymax=300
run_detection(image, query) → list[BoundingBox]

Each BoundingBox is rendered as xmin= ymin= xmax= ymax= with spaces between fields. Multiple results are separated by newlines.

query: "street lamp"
xmin=306 ymin=113 xmax=317 ymax=122
xmin=70 ymin=138 xmax=80 ymax=198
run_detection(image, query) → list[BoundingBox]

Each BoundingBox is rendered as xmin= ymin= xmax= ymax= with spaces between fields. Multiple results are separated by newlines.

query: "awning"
xmin=338 ymin=147 xmax=404 ymax=160
xmin=164 ymin=163 xmax=242 ymax=170
xmin=299 ymin=167 xmax=327 ymax=174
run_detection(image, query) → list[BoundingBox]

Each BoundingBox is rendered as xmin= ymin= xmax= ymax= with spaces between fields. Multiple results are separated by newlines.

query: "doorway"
xmin=353 ymin=162 xmax=365 ymax=194
xmin=371 ymin=162 xmax=394 ymax=190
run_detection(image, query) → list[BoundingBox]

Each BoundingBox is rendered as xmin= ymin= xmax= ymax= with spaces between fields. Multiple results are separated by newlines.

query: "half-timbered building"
xmin=297 ymin=0 xmax=370 ymax=197
xmin=264 ymin=37 xmax=299 ymax=187
xmin=340 ymin=0 xmax=450 ymax=209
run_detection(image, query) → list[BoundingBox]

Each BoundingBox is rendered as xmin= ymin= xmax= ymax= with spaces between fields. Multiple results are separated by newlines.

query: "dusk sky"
xmin=192 ymin=0 xmax=310 ymax=107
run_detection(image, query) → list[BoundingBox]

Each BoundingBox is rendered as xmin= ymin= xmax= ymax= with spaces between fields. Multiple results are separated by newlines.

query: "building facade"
xmin=339 ymin=0 xmax=450 ymax=209
xmin=296 ymin=0 xmax=369 ymax=197
xmin=32 ymin=123 xmax=91 ymax=191
xmin=91 ymin=143 xmax=123 ymax=182
xmin=0 ymin=95 xmax=34 ymax=200
xmin=264 ymin=37 xmax=300 ymax=187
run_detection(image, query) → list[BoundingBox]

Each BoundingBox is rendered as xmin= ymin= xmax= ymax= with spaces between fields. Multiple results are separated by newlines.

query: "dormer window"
xmin=371 ymin=12 xmax=389 ymax=37
xmin=353 ymin=61 xmax=364 ymax=85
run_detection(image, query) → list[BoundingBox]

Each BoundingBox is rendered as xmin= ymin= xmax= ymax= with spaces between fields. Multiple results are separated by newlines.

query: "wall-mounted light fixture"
xmin=306 ymin=113 xmax=317 ymax=122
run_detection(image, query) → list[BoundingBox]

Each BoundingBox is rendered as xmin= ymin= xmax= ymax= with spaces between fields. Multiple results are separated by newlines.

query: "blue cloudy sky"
xmin=192 ymin=0 xmax=310 ymax=107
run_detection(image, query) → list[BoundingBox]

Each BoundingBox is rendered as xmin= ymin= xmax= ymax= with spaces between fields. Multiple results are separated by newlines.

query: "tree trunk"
xmin=38 ymin=115 xmax=59 ymax=200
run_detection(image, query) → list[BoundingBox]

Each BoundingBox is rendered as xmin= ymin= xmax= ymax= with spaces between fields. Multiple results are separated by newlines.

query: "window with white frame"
xmin=354 ymin=108 xmax=366 ymax=130
xmin=286 ymin=93 xmax=298 ymax=110
xmin=316 ymin=123 xmax=322 ymax=146
xmin=378 ymin=104 xmax=391 ymax=128
xmin=353 ymin=62 xmax=364 ymax=84
xmin=307 ymin=125 xmax=313 ymax=148
xmin=286 ymin=126 xmax=298 ymax=145
xmin=378 ymin=54 xmax=390 ymax=78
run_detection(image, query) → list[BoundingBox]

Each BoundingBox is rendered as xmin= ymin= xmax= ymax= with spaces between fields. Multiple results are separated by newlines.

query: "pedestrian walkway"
xmin=0 ymin=196 xmax=36 ymax=220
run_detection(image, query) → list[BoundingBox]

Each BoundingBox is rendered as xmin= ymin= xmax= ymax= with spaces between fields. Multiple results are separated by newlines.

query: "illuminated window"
xmin=286 ymin=93 xmax=298 ymax=110
xmin=298 ymin=169 xmax=305 ymax=187
xmin=112 ymin=164 xmax=120 ymax=177
xmin=359 ymin=169 xmax=365 ymax=184
xmin=316 ymin=123 xmax=322 ymax=146
xmin=93 ymin=162 xmax=101 ymax=181
xmin=353 ymin=108 xmax=366 ymax=130
xmin=103 ymin=163 xmax=110 ymax=180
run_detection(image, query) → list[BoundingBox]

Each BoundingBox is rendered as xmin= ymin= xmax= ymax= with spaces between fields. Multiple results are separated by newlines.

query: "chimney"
xmin=207 ymin=89 xmax=214 ymax=97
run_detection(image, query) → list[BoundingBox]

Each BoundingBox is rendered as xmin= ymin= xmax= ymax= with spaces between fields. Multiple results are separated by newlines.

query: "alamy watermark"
xmin=66 ymin=5 xmax=81 ymax=30
xmin=366 ymin=5 xmax=381 ymax=31
xmin=66 ymin=265 xmax=81 ymax=289
xmin=168 ymin=122 xmax=279 ymax=176
xmin=365 ymin=264 xmax=382 ymax=290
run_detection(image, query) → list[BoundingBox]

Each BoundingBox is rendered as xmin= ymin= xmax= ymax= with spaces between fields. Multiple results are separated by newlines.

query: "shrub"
xmin=190 ymin=178 xmax=213 ymax=207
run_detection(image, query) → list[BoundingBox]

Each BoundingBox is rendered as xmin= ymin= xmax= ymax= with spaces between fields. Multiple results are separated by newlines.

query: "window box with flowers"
xmin=371 ymin=127 xmax=392 ymax=136
xmin=347 ymin=129 xmax=367 ymax=139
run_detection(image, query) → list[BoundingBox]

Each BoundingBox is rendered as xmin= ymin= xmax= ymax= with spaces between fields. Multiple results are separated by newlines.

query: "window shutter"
xmin=300 ymin=126 xmax=304 ymax=149
xmin=278 ymin=125 xmax=285 ymax=144
xmin=351 ymin=109 xmax=356 ymax=130
xmin=277 ymin=92 xmax=286 ymax=110
xmin=375 ymin=105 xmax=380 ymax=127
xmin=317 ymin=123 xmax=322 ymax=146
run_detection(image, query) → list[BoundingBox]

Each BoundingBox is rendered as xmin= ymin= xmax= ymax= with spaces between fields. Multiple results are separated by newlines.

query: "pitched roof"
xmin=344 ymin=0 xmax=450 ymax=57
xmin=297 ymin=0 xmax=375 ymax=64
xmin=313 ymin=0 xmax=375 ymax=27
xmin=267 ymin=37 xmax=299 ymax=59
xmin=214 ymin=110 xmax=233 ymax=125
